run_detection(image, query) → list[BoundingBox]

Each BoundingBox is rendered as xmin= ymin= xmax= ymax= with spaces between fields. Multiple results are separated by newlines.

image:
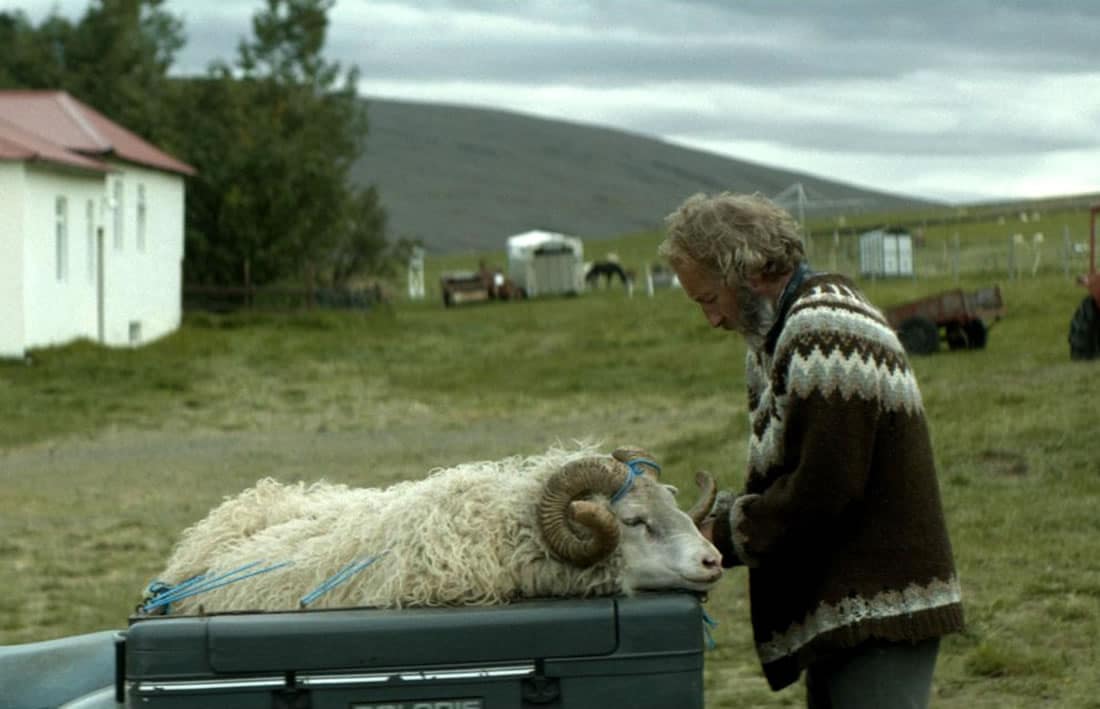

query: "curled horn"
xmin=612 ymin=446 xmax=659 ymax=479
xmin=687 ymin=470 xmax=718 ymax=526
xmin=538 ymin=458 xmax=627 ymax=568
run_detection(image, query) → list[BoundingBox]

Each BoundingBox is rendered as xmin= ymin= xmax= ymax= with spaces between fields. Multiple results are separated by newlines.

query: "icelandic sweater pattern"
xmin=714 ymin=273 xmax=964 ymax=690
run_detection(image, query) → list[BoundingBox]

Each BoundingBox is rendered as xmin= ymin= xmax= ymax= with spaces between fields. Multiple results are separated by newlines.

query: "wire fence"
xmin=803 ymin=219 xmax=1093 ymax=283
xmin=183 ymin=284 xmax=388 ymax=313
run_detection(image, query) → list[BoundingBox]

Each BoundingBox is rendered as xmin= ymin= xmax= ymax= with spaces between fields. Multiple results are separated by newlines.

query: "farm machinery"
xmin=885 ymin=285 xmax=1005 ymax=355
xmin=440 ymin=260 xmax=526 ymax=308
xmin=1068 ymin=204 xmax=1100 ymax=360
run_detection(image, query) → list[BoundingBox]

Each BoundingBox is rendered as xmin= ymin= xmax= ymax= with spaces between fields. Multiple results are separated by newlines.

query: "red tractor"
xmin=1068 ymin=204 xmax=1100 ymax=360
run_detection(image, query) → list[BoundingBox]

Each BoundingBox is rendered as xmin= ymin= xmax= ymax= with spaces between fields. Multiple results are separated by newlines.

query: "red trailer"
xmin=1068 ymin=204 xmax=1100 ymax=359
xmin=885 ymin=285 xmax=1005 ymax=355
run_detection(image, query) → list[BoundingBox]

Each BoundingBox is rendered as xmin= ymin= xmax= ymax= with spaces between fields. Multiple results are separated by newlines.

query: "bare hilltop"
xmin=351 ymin=98 xmax=939 ymax=254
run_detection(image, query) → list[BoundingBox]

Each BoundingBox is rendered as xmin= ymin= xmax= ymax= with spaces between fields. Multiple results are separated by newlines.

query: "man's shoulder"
xmin=778 ymin=273 xmax=904 ymax=356
xmin=774 ymin=274 xmax=922 ymax=411
xmin=792 ymin=272 xmax=874 ymax=307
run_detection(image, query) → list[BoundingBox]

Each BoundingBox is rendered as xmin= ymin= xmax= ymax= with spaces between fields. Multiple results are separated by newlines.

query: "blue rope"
xmin=702 ymin=609 xmax=720 ymax=650
xmin=142 ymin=560 xmax=293 ymax=614
xmin=299 ymin=551 xmax=390 ymax=608
xmin=610 ymin=457 xmax=661 ymax=503
xmin=145 ymin=562 xmax=263 ymax=608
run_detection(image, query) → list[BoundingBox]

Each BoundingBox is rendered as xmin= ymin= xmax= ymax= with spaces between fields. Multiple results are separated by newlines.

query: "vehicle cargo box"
xmin=121 ymin=593 xmax=706 ymax=709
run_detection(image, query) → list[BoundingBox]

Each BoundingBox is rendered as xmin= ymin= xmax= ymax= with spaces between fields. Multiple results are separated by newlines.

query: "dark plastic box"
xmin=121 ymin=593 xmax=706 ymax=709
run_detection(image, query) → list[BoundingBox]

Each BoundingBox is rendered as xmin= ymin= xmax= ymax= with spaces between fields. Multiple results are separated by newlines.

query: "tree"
xmin=63 ymin=0 xmax=184 ymax=141
xmin=0 ymin=11 xmax=73 ymax=90
xmin=328 ymin=185 xmax=389 ymax=288
xmin=1 ymin=0 xmax=392 ymax=289
xmin=179 ymin=0 xmax=388 ymax=287
xmin=0 ymin=1 xmax=184 ymax=143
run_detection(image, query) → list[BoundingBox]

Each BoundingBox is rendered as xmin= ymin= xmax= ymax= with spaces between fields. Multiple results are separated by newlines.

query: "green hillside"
xmin=351 ymin=98 xmax=941 ymax=254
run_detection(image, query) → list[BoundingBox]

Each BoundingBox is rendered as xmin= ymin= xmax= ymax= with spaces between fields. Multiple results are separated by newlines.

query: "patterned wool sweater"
xmin=711 ymin=270 xmax=964 ymax=691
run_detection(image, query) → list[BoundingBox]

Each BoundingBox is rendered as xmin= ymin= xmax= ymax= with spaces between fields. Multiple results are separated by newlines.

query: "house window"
xmin=137 ymin=184 xmax=147 ymax=252
xmin=113 ymin=178 xmax=123 ymax=249
xmin=86 ymin=199 xmax=95 ymax=282
xmin=55 ymin=196 xmax=68 ymax=282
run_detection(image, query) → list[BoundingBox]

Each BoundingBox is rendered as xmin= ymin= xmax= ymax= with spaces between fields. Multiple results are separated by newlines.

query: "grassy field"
xmin=2 ymin=216 xmax=1099 ymax=707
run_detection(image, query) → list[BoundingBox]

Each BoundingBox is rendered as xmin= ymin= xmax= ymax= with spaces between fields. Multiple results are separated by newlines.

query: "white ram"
xmin=147 ymin=443 xmax=721 ymax=613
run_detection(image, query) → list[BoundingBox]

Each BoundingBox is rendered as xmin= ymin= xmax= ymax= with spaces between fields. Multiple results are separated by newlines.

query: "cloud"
xmin=13 ymin=0 xmax=1100 ymax=201
xmin=329 ymin=1 xmax=1100 ymax=86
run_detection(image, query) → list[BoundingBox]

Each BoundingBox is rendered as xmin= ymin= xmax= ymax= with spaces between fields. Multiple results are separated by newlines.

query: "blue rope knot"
xmin=610 ymin=457 xmax=661 ymax=503
xmin=141 ymin=560 xmax=294 ymax=615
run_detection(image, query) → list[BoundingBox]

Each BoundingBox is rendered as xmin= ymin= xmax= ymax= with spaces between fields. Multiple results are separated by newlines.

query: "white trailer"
xmin=506 ymin=230 xmax=585 ymax=297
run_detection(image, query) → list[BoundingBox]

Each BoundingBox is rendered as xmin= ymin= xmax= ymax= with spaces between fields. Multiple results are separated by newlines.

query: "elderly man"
xmin=659 ymin=192 xmax=963 ymax=708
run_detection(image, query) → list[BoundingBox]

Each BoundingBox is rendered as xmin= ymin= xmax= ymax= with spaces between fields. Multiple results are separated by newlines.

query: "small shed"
xmin=859 ymin=229 xmax=914 ymax=278
xmin=506 ymin=230 xmax=584 ymax=297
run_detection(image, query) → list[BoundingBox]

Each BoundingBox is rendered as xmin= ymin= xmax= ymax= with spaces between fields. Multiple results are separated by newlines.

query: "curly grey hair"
xmin=658 ymin=192 xmax=805 ymax=284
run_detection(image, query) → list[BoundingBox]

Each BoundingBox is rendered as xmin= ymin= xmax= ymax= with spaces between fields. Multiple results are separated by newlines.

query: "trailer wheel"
xmin=1068 ymin=296 xmax=1100 ymax=360
xmin=898 ymin=317 xmax=939 ymax=355
xmin=946 ymin=323 xmax=968 ymax=350
xmin=965 ymin=320 xmax=988 ymax=349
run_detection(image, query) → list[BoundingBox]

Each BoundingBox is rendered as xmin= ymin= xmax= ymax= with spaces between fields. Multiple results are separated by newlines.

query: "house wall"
xmin=21 ymin=165 xmax=107 ymax=350
xmin=0 ymin=162 xmax=27 ymax=358
xmin=98 ymin=161 xmax=184 ymax=347
xmin=20 ymin=161 xmax=185 ymax=353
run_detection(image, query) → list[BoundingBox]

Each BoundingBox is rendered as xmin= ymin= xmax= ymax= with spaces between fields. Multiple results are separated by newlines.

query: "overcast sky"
xmin=14 ymin=0 xmax=1100 ymax=203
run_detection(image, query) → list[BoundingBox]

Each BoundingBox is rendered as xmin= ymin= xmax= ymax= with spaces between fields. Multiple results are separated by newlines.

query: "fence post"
xmin=1031 ymin=232 xmax=1043 ymax=276
xmin=952 ymin=232 xmax=960 ymax=284
xmin=1063 ymin=224 xmax=1071 ymax=278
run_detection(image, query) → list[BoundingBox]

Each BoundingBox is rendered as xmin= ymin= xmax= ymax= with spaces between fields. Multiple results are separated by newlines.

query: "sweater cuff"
xmin=709 ymin=491 xmax=742 ymax=568
xmin=729 ymin=493 xmax=762 ymax=568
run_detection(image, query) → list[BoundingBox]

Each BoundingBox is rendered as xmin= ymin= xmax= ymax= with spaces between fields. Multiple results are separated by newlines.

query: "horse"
xmin=585 ymin=261 xmax=631 ymax=289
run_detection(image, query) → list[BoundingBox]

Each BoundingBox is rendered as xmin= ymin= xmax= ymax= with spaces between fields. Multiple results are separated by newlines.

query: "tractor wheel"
xmin=1068 ymin=296 xmax=1100 ymax=360
xmin=965 ymin=320 xmax=988 ymax=349
xmin=898 ymin=316 xmax=940 ymax=355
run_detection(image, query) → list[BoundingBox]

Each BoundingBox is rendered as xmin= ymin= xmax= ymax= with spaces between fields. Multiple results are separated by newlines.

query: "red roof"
xmin=0 ymin=115 xmax=111 ymax=172
xmin=0 ymin=90 xmax=195 ymax=176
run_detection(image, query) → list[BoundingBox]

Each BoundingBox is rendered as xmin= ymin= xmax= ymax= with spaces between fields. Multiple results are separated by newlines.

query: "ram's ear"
xmin=611 ymin=447 xmax=659 ymax=479
xmin=662 ymin=484 xmax=680 ymax=497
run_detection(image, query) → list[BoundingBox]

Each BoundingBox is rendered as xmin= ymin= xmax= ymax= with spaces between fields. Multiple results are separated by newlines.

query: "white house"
xmin=506 ymin=229 xmax=585 ymax=297
xmin=0 ymin=90 xmax=195 ymax=359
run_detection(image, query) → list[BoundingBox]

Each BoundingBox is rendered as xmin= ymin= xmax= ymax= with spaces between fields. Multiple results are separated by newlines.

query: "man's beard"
xmin=735 ymin=282 xmax=776 ymax=351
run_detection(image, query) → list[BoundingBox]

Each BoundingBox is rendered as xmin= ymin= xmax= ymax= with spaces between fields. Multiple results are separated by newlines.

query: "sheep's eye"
xmin=623 ymin=517 xmax=648 ymax=528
